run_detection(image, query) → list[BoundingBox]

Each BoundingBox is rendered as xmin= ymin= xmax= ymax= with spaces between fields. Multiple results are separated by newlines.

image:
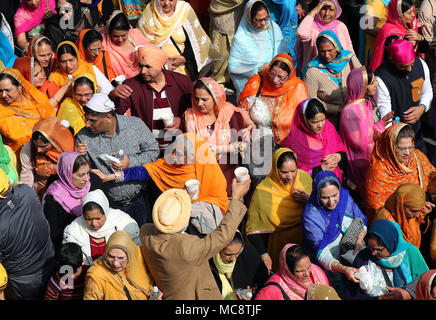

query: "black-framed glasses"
xmin=254 ymin=16 xmax=269 ymax=23
xmin=369 ymin=247 xmax=385 ymax=254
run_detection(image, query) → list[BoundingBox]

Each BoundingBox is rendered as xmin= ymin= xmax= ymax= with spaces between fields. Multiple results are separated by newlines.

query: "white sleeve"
xmin=419 ymin=58 xmax=433 ymax=112
xmin=93 ymin=65 xmax=114 ymax=96
xmin=374 ymin=76 xmax=392 ymax=121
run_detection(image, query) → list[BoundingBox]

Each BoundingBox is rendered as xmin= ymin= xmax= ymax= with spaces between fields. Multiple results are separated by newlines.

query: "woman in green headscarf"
xmin=0 ymin=135 xmax=18 ymax=185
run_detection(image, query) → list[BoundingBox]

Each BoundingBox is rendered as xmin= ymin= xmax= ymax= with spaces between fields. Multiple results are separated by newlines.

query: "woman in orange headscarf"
xmin=93 ymin=133 xmax=229 ymax=215
xmin=13 ymin=56 xmax=72 ymax=112
xmin=76 ymin=29 xmax=116 ymax=82
xmin=49 ymin=41 xmax=113 ymax=98
xmin=238 ymin=53 xmax=308 ymax=147
xmin=19 ymin=117 xmax=75 ymax=199
xmin=366 ymin=122 xmax=436 ymax=224
xmin=0 ymin=68 xmax=56 ymax=154
xmin=182 ymin=77 xmax=254 ymax=197
xmin=374 ymin=183 xmax=434 ymax=249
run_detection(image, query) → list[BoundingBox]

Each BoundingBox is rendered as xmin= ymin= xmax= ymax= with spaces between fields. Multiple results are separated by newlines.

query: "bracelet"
xmin=114 ymin=170 xmax=124 ymax=183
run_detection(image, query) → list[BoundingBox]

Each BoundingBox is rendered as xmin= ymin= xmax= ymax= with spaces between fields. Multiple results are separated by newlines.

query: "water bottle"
xmin=236 ymin=288 xmax=253 ymax=299
xmin=393 ymin=116 xmax=400 ymax=124
xmin=149 ymin=286 xmax=160 ymax=300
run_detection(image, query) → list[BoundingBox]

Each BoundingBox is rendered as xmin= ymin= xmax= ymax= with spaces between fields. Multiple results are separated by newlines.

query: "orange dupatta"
xmin=0 ymin=68 xmax=56 ymax=152
xmin=77 ymin=29 xmax=116 ymax=82
xmin=49 ymin=41 xmax=97 ymax=88
xmin=374 ymin=183 xmax=426 ymax=248
xmin=32 ymin=117 xmax=75 ymax=198
xmin=238 ymin=53 xmax=308 ymax=145
xmin=366 ymin=123 xmax=435 ymax=223
xmin=144 ymin=133 xmax=229 ymax=214
xmin=185 ymin=77 xmax=249 ymax=158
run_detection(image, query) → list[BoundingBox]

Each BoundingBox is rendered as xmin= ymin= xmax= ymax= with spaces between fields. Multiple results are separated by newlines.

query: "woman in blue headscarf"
xmin=302 ymin=29 xmax=361 ymax=127
xmin=0 ymin=29 xmax=17 ymax=69
xmin=263 ymin=0 xmax=299 ymax=69
xmin=302 ymin=170 xmax=368 ymax=286
xmin=228 ymin=0 xmax=285 ymax=99
xmin=344 ymin=219 xmax=429 ymax=300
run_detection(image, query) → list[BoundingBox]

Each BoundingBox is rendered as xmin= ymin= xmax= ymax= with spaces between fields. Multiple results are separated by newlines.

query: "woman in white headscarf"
xmin=62 ymin=189 xmax=140 ymax=267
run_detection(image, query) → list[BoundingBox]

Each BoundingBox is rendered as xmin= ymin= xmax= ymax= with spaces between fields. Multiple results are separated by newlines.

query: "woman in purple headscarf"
xmin=296 ymin=0 xmax=354 ymax=75
xmin=43 ymin=152 xmax=91 ymax=254
xmin=339 ymin=66 xmax=393 ymax=200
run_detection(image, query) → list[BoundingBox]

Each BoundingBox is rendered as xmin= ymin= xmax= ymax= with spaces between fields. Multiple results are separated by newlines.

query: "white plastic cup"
xmin=234 ymin=167 xmax=249 ymax=182
xmin=162 ymin=114 xmax=174 ymax=127
xmin=185 ymin=179 xmax=200 ymax=200
xmin=115 ymin=74 xmax=126 ymax=85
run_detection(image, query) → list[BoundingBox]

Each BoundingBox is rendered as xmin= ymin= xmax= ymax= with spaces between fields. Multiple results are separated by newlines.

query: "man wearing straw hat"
xmin=140 ymin=176 xmax=251 ymax=300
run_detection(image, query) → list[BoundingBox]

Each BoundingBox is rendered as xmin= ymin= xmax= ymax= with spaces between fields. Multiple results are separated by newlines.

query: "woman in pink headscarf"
xmin=255 ymin=244 xmax=329 ymax=300
xmin=43 ymin=151 xmax=91 ymax=253
xmin=182 ymin=77 xmax=254 ymax=197
xmin=282 ymin=98 xmax=347 ymax=183
xmin=339 ymin=66 xmax=393 ymax=199
xmin=369 ymin=0 xmax=427 ymax=72
xmin=295 ymin=0 xmax=354 ymax=75
xmin=14 ymin=0 xmax=56 ymax=53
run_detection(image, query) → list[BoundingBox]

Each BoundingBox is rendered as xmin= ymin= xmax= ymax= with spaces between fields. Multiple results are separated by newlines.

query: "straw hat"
xmin=152 ymin=189 xmax=192 ymax=234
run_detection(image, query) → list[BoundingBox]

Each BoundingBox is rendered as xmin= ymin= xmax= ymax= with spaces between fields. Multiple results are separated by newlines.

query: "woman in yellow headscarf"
xmin=246 ymin=148 xmax=312 ymax=273
xmin=0 ymin=68 xmax=56 ymax=153
xmin=138 ymin=0 xmax=218 ymax=81
xmin=57 ymin=73 xmax=98 ymax=134
xmin=83 ymin=230 xmax=155 ymax=300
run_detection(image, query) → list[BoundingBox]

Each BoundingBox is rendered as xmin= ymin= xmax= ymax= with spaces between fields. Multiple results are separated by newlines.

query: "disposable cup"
xmin=185 ymin=179 xmax=200 ymax=200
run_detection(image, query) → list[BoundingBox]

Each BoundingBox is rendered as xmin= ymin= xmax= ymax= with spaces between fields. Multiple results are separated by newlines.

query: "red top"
xmin=89 ymin=236 xmax=106 ymax=262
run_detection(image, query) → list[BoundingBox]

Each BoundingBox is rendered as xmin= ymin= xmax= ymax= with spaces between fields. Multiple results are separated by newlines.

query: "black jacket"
xmin=209 ymin=242 xmax=269 ymax=297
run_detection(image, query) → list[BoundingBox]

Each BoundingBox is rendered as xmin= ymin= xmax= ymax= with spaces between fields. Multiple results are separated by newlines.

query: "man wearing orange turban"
xmin=116 ymin=45 xmax=194 ymax=154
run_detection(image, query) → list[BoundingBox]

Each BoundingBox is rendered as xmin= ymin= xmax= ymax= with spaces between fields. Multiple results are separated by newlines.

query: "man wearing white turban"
xmin=75 ymin=93 xmax=160 ymax=228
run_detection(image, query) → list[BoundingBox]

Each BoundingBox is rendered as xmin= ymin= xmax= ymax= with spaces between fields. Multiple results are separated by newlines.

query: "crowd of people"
xmin=0 ymin=0 xmax=436 ymax=301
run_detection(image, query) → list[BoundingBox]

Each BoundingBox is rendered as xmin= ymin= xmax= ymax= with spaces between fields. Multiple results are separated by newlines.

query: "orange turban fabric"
xmin=136 ymin=45 xmax=168 ymax=70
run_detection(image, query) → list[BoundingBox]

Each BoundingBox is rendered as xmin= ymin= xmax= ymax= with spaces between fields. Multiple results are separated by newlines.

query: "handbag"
xmin=339 ymin=218 xmax=366 ymax=255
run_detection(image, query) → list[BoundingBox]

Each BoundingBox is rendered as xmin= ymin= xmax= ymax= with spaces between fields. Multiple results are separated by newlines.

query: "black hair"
xmin=193 ymin=80 xmax=213 ymax=96
xmin=72 ymin=154 xmax=90 ymax=173
xmin=365 ymin=233 xmax=386 ymax=247
xmin=250 ymin=1 xmax=268 ymax=19
xmin=82 ymin=201 xmax=105 ymax=216
xmin=31 ymin=131 xmax=50 ymax=144
xmin=74 ymin=76 xmax=95 ymax=92
xmin=109 ymin=11 xmax=130 ymax=33
xmin=83 ymin=105 xmax=116 ymax=117
xmin=316 ymin=35 xmax=335 ymax=51
xmin=364 ymin=68 xmax=373 ymax=86
xmin=396 ymin=124 xmax=415 ymax=144
xmin=56 ymin=242 xmax=83 ymax=273
xmin=277 ymin=151 xmax=297 ymax=169
xmin=269 ymin=60 xmax=291 ymax=76
xmin=321 ymin=179 xmax=340 ymax=191
xmin=304 ymin=98 xmax=326 ymax=121
xmin=57 ymin=43 xmax=78 ymax=59
xmin=401 ymin=0 xmax=414 ymax=13
xmin=0 ymin=73 xmax=21 ymax=87
xmin=226 ymin=230 xmax=244 ymax=247
xmin=285 ymin=244 xmax=312 ymax=274
xmin=431 ymin=275 xmax=436 ymax=294
xmin=82 ymin=29 xmax=103 ymax=49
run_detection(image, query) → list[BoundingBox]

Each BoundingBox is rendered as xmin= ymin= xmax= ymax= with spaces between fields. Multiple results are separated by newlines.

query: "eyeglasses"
xmin=107 ymin=254 xmax=128 ymax=263
xmin=269 ymin=71 xmax=288 ymax=82
xmin=254 ymin=16 xmax=269 ymax=23
xmin=75 ymin=92 xmax=94 ymax=98
xmin=396 ymin=145 xmax=415 ymax=153
xmin=369 ymin=247 xmax=386 ymax=254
